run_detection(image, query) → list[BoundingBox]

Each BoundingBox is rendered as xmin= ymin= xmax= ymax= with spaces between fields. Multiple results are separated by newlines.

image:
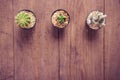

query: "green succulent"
xmin=57 ymin=15 xmax=66 ymax=23
xmin=15 ymin=11 xmax=31 ymax=27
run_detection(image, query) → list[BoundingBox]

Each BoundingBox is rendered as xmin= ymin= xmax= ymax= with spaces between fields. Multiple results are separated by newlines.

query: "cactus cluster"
xmin=87 ymin=11 xmax=107 ymax=30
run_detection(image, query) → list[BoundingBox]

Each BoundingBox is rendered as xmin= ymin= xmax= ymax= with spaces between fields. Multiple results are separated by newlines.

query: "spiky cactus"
xmin=52 ymin=10 xmax=70 ymax=28
xmin=15 ymin=10 xmax=36 ymax=29
xmin=57 ymin=15 xmax=66 ymax=23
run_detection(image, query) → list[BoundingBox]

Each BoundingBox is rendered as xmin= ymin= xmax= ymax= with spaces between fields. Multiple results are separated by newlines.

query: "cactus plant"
xmin=15 ymin=10 xmax=36 ymax=29
xmin=57 ymin=15 xmax=66 ymax=23
xmin=52 ymin=9 xmax=70 ymax=28
xmin=87 ymin=11 xmax=107 ymax=30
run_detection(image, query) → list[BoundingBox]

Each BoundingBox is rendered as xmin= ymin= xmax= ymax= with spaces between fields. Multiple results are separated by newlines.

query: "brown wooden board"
xmin=13 ymin=0 xmax=59 ymax=80
xmin=0 ymin=0 xmax=14 ymax=80
xmin=0 ymin=0 xmax=120 ymax=80
xmin=59 ymin=0 xmax=104 ymax=80
xmin=105 ymin=0 xmax=120 ymax=80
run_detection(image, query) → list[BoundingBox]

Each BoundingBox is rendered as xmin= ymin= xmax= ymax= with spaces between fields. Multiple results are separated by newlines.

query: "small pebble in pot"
xmin=87 ymin=11 xmax=107 ymax=30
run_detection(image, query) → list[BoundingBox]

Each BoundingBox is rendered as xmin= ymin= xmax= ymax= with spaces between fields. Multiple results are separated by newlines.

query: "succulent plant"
xmin=57 ymin=15 xmax=66 ymax=23
xmin=52 ymin=9 xmax=70 ymax=28
xmin=15 ymin=11 xmax=31 ymax=28
xmin=87 ymin=11 xmax=107 ymax=30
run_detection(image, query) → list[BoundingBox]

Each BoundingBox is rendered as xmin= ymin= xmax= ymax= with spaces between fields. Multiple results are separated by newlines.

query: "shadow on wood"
xmin=18 ymin=27 xmax=35 ymax=44
xmin=85 ymin=23 xmax=99 ymax=41
xmin=58 ymin=28 xmax=65 ymax=39
xmin=51 ymin=26 xmax=65 ymax=40
xmin=52 ymin=26 xmax=59 ymax=39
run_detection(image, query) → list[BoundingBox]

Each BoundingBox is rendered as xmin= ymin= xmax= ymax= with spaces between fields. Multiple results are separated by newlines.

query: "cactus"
xmin=87 ymin=11 xmax=107 ymax=30
xmin=57 ymin=15 xmax=66 ymax=23
xmin=15 ymin=11 xmax=31 ymax=28
xmin=52 ymin=9 xmax=70 ymax=28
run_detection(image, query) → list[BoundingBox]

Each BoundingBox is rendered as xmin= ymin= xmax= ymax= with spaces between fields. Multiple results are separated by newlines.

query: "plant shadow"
xmin=18 ymin=27 xmax=35 ymax=44
xmin=52 ymin=26 xmax=59 ymax=39
xmin=85 ymin=23 xmax=99 ymax=41
xmin=52 ymin=26 xmax=65 ymax=40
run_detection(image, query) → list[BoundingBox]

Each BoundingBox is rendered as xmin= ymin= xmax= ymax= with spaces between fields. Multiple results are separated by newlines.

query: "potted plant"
xmin=51 ymin=9 xmax=70 ymax=28
xmin=15 ymin=9 xmax=36 ymax=29
xmin=87 ymin=10 xmax=107 ymax=30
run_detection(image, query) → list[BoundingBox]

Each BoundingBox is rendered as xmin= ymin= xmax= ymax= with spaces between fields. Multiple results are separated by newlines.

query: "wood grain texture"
xmin=0 ymin=0 xmax=120 ymax=80
xmin=0 ymin=0 xmax=14 ymax=80
xmin=59 ymin=0 xmax=104 ymax=80
xmin=13 ymin=0 xmax=59 ymax=80
xmin=105 ymin=0 xmax=120 ymax=80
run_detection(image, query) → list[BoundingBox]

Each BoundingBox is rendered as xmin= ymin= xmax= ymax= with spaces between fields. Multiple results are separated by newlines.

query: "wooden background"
xmin=0 ymin=0 xmax=120 ymax=80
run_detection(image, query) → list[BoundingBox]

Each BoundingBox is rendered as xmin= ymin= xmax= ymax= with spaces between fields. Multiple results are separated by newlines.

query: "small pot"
xmin=87 ymin=10 xmax=107 ymax=30
xmin=51 ymin=9 xmax=70 ymax=28
xmin=15 ymin=9 xmax=36 ymax=29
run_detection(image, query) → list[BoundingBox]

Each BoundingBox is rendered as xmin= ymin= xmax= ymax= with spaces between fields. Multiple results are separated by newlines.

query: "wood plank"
xmin=0 ymin=0 xmax=14 ymax=80
xmin=105 ymin=0 xmax=120 ymax=80
xmin=13 ymin=0 xmax=59 ymax=80
xmin=59 ymin=0 xmax=104 ymax=80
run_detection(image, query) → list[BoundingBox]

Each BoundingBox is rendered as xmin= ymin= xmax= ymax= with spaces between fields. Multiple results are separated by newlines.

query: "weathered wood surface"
xmin=105 ymin=0 xmax=120 ymax=80
xmin=0 ymin=0 xmax=120 ymax=80
xmin=0 ymin=0 xmax=14 ymax=80
xmin=13 ymin=0 xmax=59 ymax=80
xmin=59 ymin=0 xmax=104 ymax=80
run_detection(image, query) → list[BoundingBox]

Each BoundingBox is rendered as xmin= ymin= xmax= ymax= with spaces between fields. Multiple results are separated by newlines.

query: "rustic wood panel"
xmin=0 ymin=0 xmax=14 ymax=80
xmin=105 ymin=0 xmax=120 ymax=80
xmin=59 ymin=0 xmax=104 ymax=80
xmin=0 ymin=0 xmax=120 ymax=80
xmin=13 ymin=0 xmax=59 ymax=80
